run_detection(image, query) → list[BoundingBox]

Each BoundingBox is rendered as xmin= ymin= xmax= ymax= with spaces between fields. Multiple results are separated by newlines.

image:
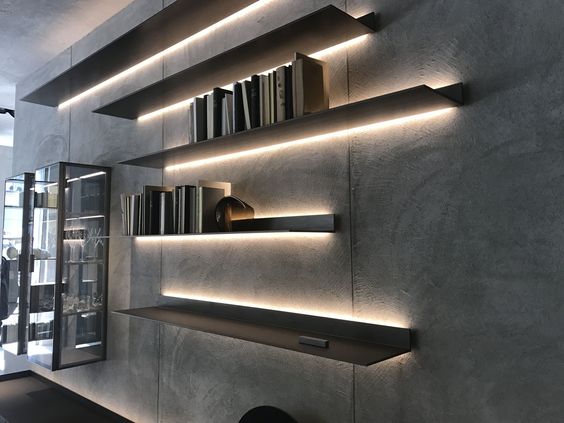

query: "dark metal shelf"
xmin=20 ymin=0 xmax=257 ymax=107
xmin=119 ymin=84 xmax=463 ymax=169
xmin=115 ymin=298 xmax=411 ymax=366
xmin=94 ymin=6 xmax=378 ymax=119
xmin=116 ymin=214 xmax=334 ymax=237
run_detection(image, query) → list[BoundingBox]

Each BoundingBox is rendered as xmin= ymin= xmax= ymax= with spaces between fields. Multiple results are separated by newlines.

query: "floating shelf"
xmin=115 ymin=298 xmax=411 ymax=366
xmin=20 ymin=0 xmax=257 ymax=107
xmin=94 ymin=6 xmax=378 ymax=119
xmin=106 ymin=214 xmax=334 ymax=238
xmin=120 ymin=83 xmax=463 ymax=169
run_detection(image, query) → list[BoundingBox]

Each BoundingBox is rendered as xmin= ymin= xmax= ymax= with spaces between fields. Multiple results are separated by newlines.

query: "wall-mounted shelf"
xmin=20 ymin=0 xmax=257 ymax=107
xmin=119 ymin=84 xmax=463 ymax=169
xmin=114 ymin=298 xmax=411 ymax=366
xmin=98 ymin=214 xmax=335 ymax=238
xmin=94 ymin=6 xmax=378 ymax=119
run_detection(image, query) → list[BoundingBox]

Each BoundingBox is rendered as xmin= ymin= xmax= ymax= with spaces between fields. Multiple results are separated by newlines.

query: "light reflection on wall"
xmin=160 ymin=291 xmax=409 ymax=328
xmin=137 ymin=34 xmax=371 ymax=122
xmin=58 ymin=0 xmax=276 ymax=109
xmin=164 ymin=108 xmax=455 ymax=171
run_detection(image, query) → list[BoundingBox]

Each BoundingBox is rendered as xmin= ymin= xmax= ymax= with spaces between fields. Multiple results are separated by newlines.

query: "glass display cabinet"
xmin=28 ymin=162 xmax=111 ymax=370
xmin=1 ymin=173 xmax=34 ymax=356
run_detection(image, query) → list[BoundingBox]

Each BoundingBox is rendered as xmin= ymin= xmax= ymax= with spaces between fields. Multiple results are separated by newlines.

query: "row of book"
xmin=120 ymin=182 xmax=229 ymax=236
xmin=187 ymin=52 xmax=329 ymax=143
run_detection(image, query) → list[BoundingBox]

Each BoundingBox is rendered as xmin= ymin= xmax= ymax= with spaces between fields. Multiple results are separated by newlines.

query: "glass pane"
xmin=28 ymin=165 xmax=59 ymax=368
xmin=1 ymin=175 xmax=32 ymax=355
xmin=59 ymin=165 xmax=107 ymax=367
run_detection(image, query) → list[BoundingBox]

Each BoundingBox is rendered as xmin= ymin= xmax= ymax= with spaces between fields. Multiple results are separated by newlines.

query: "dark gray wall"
xmin=12 ymin=0 xmax=564 ymax=422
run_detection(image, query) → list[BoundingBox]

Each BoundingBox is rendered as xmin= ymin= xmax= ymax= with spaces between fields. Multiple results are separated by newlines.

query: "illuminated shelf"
xmin=115 ymin=298 xmax=411 ymax=366
xmin=94 ymin=6 xmax=378 ymax=119
xmin=20 ymin=0 xmax=257 ymax=107
xmin=99 ymin=214 xmax=334 ymax=238
xmin=119 ymin=84 xmax=463 ymax=169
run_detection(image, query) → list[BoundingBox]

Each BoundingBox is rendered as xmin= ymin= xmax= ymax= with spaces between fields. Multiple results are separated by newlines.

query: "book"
xmin=276 ymin=66 xmax=286 ymax=122
xmin=285 ymin=65 xmax=293 ymax=120
xmin=260 ymin=74 xmax=270 ymax=126
xmin=120 ymin=194 xmax=128 ymax=235
xmin=241 ymin=80 xmax=252 ymax=130
xmin=292 ymin=52 xmax=329 ymax=117
xmin=205 ymin=93 xmax=213 ymax=140
xmin=197 ymin=186 xmax=225 ymax=233
xmin=187 ymin=104 xmax=194 ymax=144
xmin=269 ymin=71 xmax=277 ymax=123
xmin=143 ymin=186 xmax=174 ymax=235
xmin=130 ymin=194 xmax=141 ymax=236
xmin=222 ymin=93 xmax=233 ymax=136
xmin=192 ymin=97 xmax=207 ymax=142
xmin=211 ymin=87 xmax=232 ymax=138
xmin=250 ymin=75 xmax=260 ymax=128
xmin=233 ymin=82 xmax=245 ymax=133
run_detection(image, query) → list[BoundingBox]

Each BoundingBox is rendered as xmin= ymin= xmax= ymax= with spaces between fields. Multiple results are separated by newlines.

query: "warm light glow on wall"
xmin=161 ymin=291 xmax=408 ymax=328
xmin=137 ymin=34 xmax=370 ymax=122
xmin=164 ymin=107 xmax=454 ymax=171
xmin=134 ymin=231 xmax=331 ymax=242
xmin=57 ymin=0 xmax=274 ymax=109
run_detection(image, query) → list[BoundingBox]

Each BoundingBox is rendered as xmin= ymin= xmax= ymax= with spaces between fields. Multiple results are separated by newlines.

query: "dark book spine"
xmin=233 ymin=82 xmax=245 ymax=133
xmin=212 ymin=88 xmax=223 ymax=138
xmin=250 ymin=75 xmax=260 ymax=128
xmin=285 ymin=65 xmax=293 ymax=120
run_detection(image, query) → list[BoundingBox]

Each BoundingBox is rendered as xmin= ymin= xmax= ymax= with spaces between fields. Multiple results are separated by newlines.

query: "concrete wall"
xmin=12 ymin=0 xmax=564 ymax=422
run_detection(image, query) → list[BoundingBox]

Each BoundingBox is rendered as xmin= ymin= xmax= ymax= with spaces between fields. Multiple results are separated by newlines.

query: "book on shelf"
xmin=192 ymin=96 xmax=207 ymax=142
xmin=269 ymin=70 xmax=277 ymax=123
xmin=276 ymin=66 xmax=286 ymax=122
xmin=233 ymin=82 xmax=245 ymax=133
xmin=143 ymin=186 xmax=174 ymax=235
xmin=259 ymin=74 xmax=270 ymax=126
xmin=206 ymin=88 xmax=232 ymax=139
xmin=120 ymin=193 xmax=142 ymax=236
xmin=241 ymin=80 xmax=252 ymax=130
xmin=187 ymin=103 xmax=194 ymax=144
xmin=292 ymin=52 xmax=329 ymax=117
xmin=181 ymin=52 xmax=327 ymax=145
xmin=122 ymin=181 xmax=231 ymax=236
xmin=222 ymin=93 xmax=233 ymax=136
xmin=250 ymin=75 xmax=260 ymax=128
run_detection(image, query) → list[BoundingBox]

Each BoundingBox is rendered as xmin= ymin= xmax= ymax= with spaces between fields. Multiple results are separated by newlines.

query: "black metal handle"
xmin=299 ymin=336 xmax=329 ymax=349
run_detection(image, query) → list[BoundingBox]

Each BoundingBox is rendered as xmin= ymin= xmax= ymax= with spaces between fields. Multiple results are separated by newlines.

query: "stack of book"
xmin=188 ymin=52 xmax=328 ymax=143
xmin=120 ymin=182 xmax=230 ymax=236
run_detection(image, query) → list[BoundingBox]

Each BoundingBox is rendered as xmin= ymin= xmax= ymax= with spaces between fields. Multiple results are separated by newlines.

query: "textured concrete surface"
xmin=12 ymin=0 xmax=564 ymax=422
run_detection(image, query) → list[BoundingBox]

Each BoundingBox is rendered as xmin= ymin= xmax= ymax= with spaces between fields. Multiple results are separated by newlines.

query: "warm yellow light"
xmin=165 ymin=107 xmax=454 ymax=171
xmin=161 ymin=291 xmax=408 ymax=328
xmin=310 ymin=34 xmax=369 ymax=59
xmin=253 ymin=211 xmax=332 ymax=219
xmin=58 ymin=0 xmax=274 ymax=109
xmin=137 ymin=34 xmax=371 ymax=122
xmin=134 ymin=232 xmax=331 ymax=242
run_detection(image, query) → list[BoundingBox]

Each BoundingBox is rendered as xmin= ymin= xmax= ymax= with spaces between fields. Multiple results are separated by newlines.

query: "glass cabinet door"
xmin=29 ymin=163 xmax=110 ymax=370
xmin=58 ymin=164 xmax=109 ymax=368
xmin=28 ymin=165 xmax=59 ymax=368
xmin=1 ymin=173 xmax=34 ymax=356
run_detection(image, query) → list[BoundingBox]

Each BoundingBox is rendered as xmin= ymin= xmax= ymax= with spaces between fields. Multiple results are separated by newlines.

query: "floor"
xmin=0 ymin=374 xmax=129 ymax=423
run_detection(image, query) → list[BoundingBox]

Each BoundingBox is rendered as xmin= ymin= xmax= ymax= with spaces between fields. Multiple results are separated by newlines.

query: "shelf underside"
xmin=95 ymin=6 xmax=378 ymax=119
xmin=20 ymin=0 xmax=257 ymax=107
xmin=120 ymin=83 xmax=463 ymax=169
xmin=115 ymin=299 xmax=411 ymax=366
xmin=115 ymin=215 xmax=335 ymax=238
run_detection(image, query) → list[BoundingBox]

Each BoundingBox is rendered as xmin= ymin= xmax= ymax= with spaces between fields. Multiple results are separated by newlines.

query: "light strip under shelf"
xmin=57 ymin=0 xmax=273 ymax=109
xmin=137 ymin=34 xmax=370 ymax=122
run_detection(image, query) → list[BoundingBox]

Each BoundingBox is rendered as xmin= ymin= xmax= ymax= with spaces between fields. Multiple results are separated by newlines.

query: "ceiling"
xmin=0 ymin=0 xmax=135 ymax=146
